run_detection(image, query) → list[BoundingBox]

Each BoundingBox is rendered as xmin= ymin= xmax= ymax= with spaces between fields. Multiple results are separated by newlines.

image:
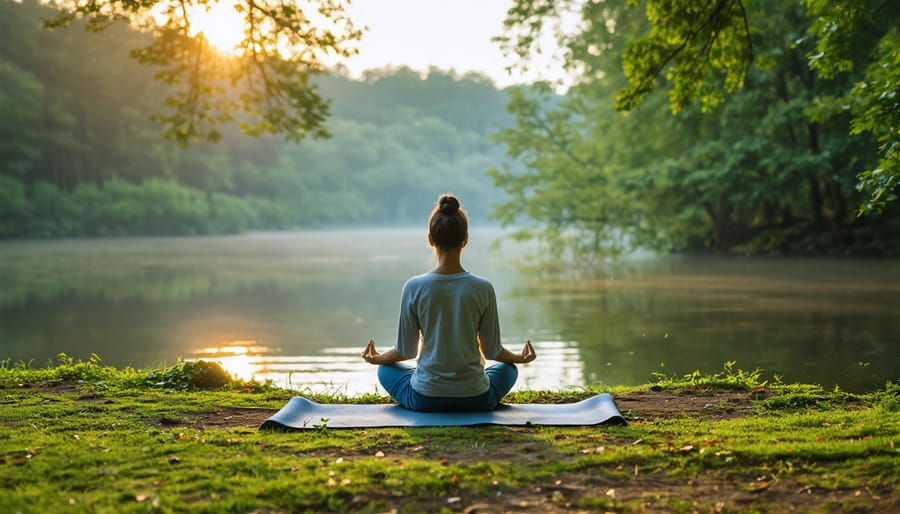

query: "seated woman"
xmin=361 ymin=193 xmax=536 ymax=412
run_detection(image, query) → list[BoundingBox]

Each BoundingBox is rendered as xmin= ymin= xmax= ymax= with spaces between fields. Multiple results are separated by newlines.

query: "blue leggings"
xmin=377 ymin=362 xmax=518 ymax=412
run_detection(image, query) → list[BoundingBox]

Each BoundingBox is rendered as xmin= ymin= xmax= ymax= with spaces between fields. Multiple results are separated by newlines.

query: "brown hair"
xmin=429 ymin=194 xmax=468 ymax=250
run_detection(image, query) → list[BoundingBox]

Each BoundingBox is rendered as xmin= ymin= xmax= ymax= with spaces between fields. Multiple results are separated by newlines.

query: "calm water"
xmin=1 ymin=228 xmax=898 ymax=393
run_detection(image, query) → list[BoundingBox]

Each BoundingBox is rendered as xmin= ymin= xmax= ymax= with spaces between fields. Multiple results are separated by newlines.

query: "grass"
xmin=0 ymin=356 xmax=897 ymax=513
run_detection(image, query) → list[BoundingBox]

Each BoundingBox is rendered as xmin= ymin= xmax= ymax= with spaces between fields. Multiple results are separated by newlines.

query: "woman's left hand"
xmin=518 ymin=340 xmax=537 ymax=363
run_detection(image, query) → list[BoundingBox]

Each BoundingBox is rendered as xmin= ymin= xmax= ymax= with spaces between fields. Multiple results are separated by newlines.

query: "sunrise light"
xmin=186 ymin=1 xmax=245 ymax=55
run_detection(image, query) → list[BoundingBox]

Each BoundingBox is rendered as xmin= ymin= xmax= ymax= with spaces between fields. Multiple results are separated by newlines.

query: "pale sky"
xmin=333 ymin=0 xmax=569 ymax=88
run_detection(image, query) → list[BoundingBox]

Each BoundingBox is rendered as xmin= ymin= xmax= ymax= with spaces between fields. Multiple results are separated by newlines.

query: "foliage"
xmin=0 ymin=176 xmax=279 ymax=237
xmin=141 ymin=360 xmax=232 ymax=389
xmin=650 ymin=361 xmax=768 ymax=391
xmin=38 ymin=0 xmax=361 ymax=144
xmin=803 ymin=0 xmax=900 ymax=215
xmin=616 ymin=0 xmax=753 ymax=113
xmin=493 ymin=0 xmax=900 ymax=261
xmin=0 ymin=354 xmax=283 ymax=392
xmin=0 ymin=353 xmax=136 ymax=385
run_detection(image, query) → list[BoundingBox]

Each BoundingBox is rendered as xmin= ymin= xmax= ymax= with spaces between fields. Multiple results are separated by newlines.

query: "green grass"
xmin=0 ymin=356 xmax=897 ymax=513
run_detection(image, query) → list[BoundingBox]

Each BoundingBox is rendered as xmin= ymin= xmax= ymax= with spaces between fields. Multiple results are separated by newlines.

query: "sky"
xmin=332 ymin=0 xmax=569 ymax=88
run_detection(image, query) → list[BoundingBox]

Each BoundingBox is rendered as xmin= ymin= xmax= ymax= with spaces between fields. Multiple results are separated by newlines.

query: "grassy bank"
xmin=0 ymin=357 xmax=897 ymax=513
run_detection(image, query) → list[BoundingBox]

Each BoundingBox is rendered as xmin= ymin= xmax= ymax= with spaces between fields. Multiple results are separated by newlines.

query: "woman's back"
xmin=398 ymin=271 xmax=502 ymax=397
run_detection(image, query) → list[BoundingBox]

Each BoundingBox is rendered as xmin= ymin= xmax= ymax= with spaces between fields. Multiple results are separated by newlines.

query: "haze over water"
xmin=1 ymin=228 xmax=897 ymax=393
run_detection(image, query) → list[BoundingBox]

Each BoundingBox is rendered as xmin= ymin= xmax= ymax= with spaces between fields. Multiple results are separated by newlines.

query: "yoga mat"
xmin=260 ymin=393 xmax=625 ymax=430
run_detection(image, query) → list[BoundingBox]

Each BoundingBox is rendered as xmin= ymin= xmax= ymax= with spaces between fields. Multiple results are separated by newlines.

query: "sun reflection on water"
xmin=192 ymin=341 xmax=276 ymax=382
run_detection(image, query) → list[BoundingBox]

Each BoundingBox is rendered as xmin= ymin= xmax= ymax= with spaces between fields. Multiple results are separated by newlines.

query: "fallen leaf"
xmin=12 ymin=454 xmax=32 ymax=466
xmin=748 ymin=477 xmax=773 ymax=493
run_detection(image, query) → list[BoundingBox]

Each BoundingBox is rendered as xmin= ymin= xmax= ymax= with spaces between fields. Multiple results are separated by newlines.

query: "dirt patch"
xmin=615 ymin=389 xmax=764 ymax=421
xmin=144 ymin=407 xmax=275 ymax=429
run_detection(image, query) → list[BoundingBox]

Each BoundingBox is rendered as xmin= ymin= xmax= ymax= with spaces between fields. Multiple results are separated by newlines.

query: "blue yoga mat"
xmin=259 ymin=393 xmax=625 ymax=430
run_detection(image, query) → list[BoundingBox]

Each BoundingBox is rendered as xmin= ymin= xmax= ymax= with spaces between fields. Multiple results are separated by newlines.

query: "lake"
xmin=1 ymin=228 xmax=898 ymax=393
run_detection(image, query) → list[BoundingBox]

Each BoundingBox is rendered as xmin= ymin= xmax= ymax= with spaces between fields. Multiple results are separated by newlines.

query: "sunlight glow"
xmin=186 ymin=1 xmax=245 ymax=55
xmin=193 ymin=340 xmax=274 ymax=381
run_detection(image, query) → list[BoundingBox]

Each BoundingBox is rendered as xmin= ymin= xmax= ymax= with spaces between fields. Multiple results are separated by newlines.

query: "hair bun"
xmin=439 ymin=195 xmax=460 ymax=215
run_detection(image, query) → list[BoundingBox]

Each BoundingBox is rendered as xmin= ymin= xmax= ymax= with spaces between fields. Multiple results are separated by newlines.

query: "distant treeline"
xmin=0 ymin=0 xmax=512 ymax=237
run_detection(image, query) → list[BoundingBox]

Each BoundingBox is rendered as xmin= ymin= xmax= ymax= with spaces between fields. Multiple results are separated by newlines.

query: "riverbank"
xmin=1 ymin=358 xmax=897 ymax=513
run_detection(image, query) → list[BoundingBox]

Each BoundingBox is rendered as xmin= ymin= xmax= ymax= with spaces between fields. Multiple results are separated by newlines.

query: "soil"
xmin=139 ymin=388 xmax=900 ymax=513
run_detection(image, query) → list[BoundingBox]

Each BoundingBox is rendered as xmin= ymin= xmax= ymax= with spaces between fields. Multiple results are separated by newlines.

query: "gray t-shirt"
xmin=395 ymin=271 xmax=502 ymax=397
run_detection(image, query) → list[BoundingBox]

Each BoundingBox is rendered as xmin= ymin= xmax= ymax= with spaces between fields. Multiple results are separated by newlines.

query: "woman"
xmin=361 ymin=194 xmax=536 ymax=412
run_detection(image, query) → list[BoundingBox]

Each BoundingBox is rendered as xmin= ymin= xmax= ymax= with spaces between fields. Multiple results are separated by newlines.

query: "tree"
xmin=498 ymin=0 xmax=899 ymax=217
xmin=491 ymin=0 xmax=899 ymax=261
xmin=41 ymin=0 xmax=362 ymax=144
xmin=802 ymin=0 xmax=900 ymax=214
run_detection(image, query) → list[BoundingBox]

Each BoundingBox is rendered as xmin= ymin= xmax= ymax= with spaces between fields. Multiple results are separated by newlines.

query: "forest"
xmin=1 ymin=0 xmax=898 ymax=257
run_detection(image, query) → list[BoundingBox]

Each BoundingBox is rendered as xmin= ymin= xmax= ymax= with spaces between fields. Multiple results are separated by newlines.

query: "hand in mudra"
xmin=361 ymin=339 xmax=380 ymax=364
xmin=516 ymin=340 xmax=537 ymax=363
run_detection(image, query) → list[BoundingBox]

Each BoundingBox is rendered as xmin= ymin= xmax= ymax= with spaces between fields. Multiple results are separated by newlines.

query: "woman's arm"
xmin=493 ymin=340 xmax=537 ymax=364
xmin=361 ymin=339 xmax=409 ymax=365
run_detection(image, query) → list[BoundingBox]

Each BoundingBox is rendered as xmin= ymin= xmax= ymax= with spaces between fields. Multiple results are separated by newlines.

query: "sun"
xmin=187 ymin=1 xmax=246 ymax=54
